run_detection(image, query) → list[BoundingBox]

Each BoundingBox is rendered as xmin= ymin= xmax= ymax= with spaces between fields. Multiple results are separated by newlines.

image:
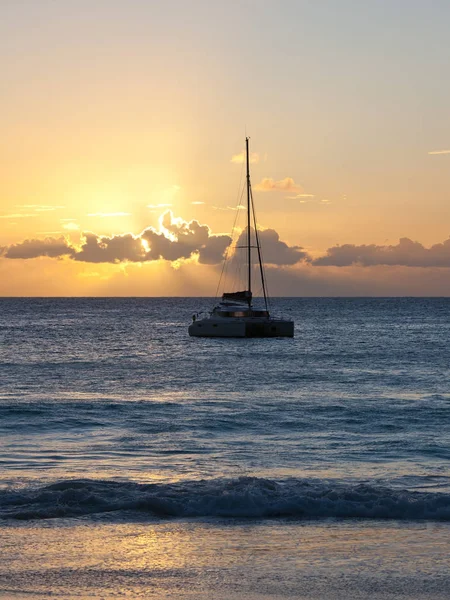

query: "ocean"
xmin=0 ymin=297 xmax=449 ymax=599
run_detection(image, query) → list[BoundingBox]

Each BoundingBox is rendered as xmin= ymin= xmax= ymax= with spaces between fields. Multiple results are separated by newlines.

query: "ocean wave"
xmin=1 ymin=477 xmax=450 ymax=521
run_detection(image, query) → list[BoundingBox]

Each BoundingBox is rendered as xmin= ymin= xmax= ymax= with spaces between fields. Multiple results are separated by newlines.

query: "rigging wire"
xmin=228 ymin=197 xmax=246 ymax=294
xmin=224 ymin=188 xmax=245 ymax=290
xmin=215 ymin=165 xmax=245 ymax=300
xmin=214 ymin=138 xmax=271 ymax=312
xmin=250 ymin=184 xmax=271 ymax=312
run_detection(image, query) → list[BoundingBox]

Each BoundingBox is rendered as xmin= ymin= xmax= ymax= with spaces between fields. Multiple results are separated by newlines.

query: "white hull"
xmin=189 ymin=317 xmax=294 ymax=338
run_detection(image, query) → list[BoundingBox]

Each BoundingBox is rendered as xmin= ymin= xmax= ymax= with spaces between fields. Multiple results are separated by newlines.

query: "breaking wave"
xmin=1 ymin=477 xmax=450 ymax=521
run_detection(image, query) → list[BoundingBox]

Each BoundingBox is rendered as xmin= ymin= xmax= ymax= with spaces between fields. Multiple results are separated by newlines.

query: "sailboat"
xmin=188 ymin=137 xmax=294 ymax=338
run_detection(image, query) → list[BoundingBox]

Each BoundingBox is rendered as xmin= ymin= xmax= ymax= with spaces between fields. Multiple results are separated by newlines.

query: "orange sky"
xmin=1 ymin=1 xmax=450 ymax=296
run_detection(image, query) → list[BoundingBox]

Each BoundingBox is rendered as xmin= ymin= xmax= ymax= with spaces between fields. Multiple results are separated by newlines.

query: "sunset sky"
xmin=1 ymin=0 xmax=450 ymax=295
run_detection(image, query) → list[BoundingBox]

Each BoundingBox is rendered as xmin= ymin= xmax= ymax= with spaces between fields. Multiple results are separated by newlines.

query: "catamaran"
xmin=188 ymin=138 xmax=294 ymax=338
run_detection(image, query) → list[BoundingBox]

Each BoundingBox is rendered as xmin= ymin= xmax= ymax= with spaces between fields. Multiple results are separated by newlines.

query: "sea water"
xmin=0 ymin=298 xmax=449 ymax=599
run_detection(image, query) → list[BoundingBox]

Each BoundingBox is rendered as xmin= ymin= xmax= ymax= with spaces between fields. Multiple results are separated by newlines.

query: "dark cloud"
xmin=141 ymin=211 xmax=231 ymax=263
xmin=313 ymin=237 xmax=450 ymax=267
xmin=236 ymin=227 xmax=310 ymax=266
xmin=0 ymin=211 xmax=232 ymax=266
xmin=3 ymin=237 xmax=75 ymax=259
xmin=198 ymin=234 xmax=231 ymax=264
xmin=7 ymin=216 xmax=450 ymax=272
xmin=74 ymin=232 xmax=146 ymax=263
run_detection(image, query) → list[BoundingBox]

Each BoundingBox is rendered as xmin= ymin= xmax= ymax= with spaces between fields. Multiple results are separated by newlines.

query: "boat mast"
xmin=250 ymin=186 xmax=270 ymax=313
xmin=246 ymin=137 xmax=252 ymax=304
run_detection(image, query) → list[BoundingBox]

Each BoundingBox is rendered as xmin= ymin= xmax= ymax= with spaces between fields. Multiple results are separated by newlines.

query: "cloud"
xmin=428 ymin=150 xmax=450 ymax=155
xmin=313 ymin=237 xmax=450 ymax=267
xmin=255 ymin=177 xmax=302 ymax=192
xmin=66 ymin=211 xmax=230 ymax=265
xmin=235 ymin=227 xmax=310 ymax=266
xmin=62 ymin=222 xmax=80 ymax=231
xmin=197 ymin=233 xmax=232 ymax=265
xmin=147 ymin=204 xmax=172 ymax=209
xmin=0 ymin=213 xmax=37 ymax=219
xmin=191 ymin=201 xmax=205 ymax=205
xmin=3 ymin=237 xmax=76 ymax=259
xmin=286 ymin=194 xmax=316 ymax=200
xmin=0 ymin=205 xmax=66 ymax=221
xmin=286 ymin=194 xmax=332 ymax=205
xmin=9 ymin=211 xmax=450 ymax=274
xmin=87 ymin=212 xmax=131 ymax=217
xmin=0 ymin=211 xmax=305 ymax=269
xmin=74 ymin=232 xmax=146 ymax=263
xmin=231 ymin=151 xmax=259 ymax=164
xmin=141 ymin=211 xmax=231 ymax=264
xmin=15 ymin=204 xmax=65 ymax=212
xmin=212 ymin=205 xmax=246 ymax=211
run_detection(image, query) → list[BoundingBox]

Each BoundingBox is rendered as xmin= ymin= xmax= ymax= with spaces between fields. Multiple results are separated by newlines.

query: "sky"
xmin=1 ymin=0 xmax=450 ymax=296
